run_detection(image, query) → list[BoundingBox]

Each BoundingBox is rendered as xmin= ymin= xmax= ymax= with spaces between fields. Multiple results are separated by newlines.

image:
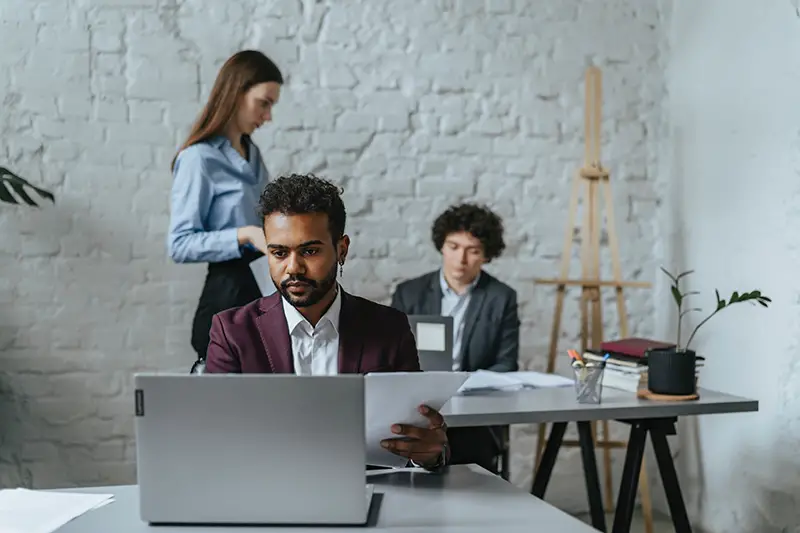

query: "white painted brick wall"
xmin=0 ymin=0 xmax=669 ymax=514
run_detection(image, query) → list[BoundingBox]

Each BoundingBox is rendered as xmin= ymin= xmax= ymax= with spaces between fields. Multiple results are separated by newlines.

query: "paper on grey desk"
xmin=0 ymin=488 xmax=114 ymax=533
xmin=365 ymin=371 xmax=470 ymax=468
xmin=459 ymin=370 xmax=573 ymax=393
xmin=248 ymin=256 xmax=276 ymax=296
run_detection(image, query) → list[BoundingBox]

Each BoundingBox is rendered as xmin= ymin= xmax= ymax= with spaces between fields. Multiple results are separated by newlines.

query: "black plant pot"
xmin=647 ymin=348 xmax=696 ymax=395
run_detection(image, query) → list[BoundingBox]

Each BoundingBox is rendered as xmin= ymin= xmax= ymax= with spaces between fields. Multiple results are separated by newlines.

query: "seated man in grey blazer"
xmin=391 ymin=203 xmax=520 ymax=373
xmin=390 ymin=203 xmax=520 ymax=474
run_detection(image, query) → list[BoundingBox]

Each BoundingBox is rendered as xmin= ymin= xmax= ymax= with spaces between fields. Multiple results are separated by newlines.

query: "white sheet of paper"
xmin=248 ymin=256 xmax=276 ymax=296
xmin=365 ymin=371 xmax=469 ymax=468
xmin=365 ymin=467 xmax=429 ymax=477
xmin=415 ymin=322 xmax=446 ymax=351
xmin=459 ymin=370 xmax=573 ymax=394
xmin=512 ymin=371 xmax=573 ymax=388
xmin=0 ymin=488 xmax=114 ymax=533
xmin=459 ymin=370 xmax=520 ymax=392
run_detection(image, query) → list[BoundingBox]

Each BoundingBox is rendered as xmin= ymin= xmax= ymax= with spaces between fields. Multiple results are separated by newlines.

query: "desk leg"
xmin=530 ymin=422 xmax=567 ymax=497
xmin=611 ymin=422 xmax=647 ymax=533
xmin=577 ymin=421 xmax=606 ymax=532
xmin=650 ymin=425 xmax=692 ymax=533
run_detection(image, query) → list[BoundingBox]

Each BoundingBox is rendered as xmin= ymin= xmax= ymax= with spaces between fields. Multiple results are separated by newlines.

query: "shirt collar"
xmin=439 ymin=269 xmax=481 ymax=297
xmin=282 ymin=285 xmax=342 ymax=334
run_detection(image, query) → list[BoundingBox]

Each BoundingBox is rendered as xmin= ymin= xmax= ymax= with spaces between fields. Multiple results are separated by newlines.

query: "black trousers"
xmin=190 ymin=250 xmax=264 ymax=360
xmin=446 ymin=426 xmax=503 ymax=474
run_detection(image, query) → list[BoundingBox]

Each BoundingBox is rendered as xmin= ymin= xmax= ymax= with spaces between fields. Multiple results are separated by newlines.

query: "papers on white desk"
xmin=248 ymin=256 xmax=276 ymax=296
xmin=0 ymin=488 xmax=114 ymax=533
xmin=458 ymin=370 xmax=574 ymax=395
xmin=365 ymin=371 xmax=469 ymax=468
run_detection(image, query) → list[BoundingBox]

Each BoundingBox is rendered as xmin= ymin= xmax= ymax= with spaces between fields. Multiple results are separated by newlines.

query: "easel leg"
xmin=535 ymin=169 xmax=583 ymax=473
xmin=600 ymin=174 xmax=654 ymax=531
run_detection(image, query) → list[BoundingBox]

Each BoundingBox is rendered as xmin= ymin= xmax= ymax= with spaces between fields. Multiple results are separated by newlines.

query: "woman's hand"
xmin=237 ymin=226 xmax=268 ymax=255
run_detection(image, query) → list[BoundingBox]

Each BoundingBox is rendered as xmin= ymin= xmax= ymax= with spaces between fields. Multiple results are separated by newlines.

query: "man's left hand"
xmin=380 ymin=404 xmax=448 ymax=468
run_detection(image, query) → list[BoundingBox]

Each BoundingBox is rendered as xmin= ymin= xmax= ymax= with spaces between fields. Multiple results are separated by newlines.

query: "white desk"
xmin=441 ymin=386 xmax=758 ymax=533
xmin=54 ymin=465 xmax=597 ymax=533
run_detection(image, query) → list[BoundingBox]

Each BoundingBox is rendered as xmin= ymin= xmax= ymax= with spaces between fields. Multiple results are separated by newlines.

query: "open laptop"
xmin=406 ymin=315 xmax=454 ymax=371
xmin=133 ymin=373 xmax=372 ymax=526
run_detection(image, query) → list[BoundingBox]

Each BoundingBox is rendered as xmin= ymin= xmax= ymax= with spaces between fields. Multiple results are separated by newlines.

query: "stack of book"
xmin=583 ymin=350 xmax=647 ymax=392
xmin=584 ymin=337 xmax=703 ymax=393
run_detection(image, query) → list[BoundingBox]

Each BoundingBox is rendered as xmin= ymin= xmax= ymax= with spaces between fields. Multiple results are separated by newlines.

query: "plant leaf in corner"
xmin=676 ymin=270 xmax=694 ymax=281
xmin=0 ymin=167 xmax=55 ymax=206
xmin=0 ymin=181 xmax=19 ymax=204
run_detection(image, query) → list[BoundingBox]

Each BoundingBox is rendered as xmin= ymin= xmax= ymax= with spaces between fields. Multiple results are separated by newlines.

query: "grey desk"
xmin=54 ymin=465 xmax=597 ymax=533
xmin=442 ymin=387 xmax=758 ymax=533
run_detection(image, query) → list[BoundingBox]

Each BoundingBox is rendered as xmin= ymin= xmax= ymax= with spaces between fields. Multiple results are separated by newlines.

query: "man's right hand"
xmin=237 ymin=225 xmax=268 ymax=255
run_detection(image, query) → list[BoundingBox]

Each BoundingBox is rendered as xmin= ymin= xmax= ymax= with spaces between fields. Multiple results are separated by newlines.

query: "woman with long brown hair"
xmin=167 ymin=50 xmax=283 ymax=365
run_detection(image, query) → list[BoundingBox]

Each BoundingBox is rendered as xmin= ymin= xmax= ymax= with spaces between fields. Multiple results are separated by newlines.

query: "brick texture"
xmin=0 ymin=0 xmax=669 ymax=512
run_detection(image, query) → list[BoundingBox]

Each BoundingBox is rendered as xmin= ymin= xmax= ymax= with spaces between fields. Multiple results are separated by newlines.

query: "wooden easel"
xmin=533 ymin=66 xmax=654 ymax=531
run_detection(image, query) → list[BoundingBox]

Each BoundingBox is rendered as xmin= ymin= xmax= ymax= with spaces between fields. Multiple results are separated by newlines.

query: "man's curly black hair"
xmin=258 ymin=173 xmax=346 ymax=243
xmin=431 ymin=203 xmax=505 ymax=262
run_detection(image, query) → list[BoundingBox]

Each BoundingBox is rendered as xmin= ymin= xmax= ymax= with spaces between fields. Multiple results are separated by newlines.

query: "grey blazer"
xmin=390 ymin=270 xmax=520 ymax=372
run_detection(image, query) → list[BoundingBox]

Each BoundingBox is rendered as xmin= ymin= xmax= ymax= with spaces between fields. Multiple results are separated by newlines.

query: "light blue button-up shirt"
xmin=440 ymin=269 xmax=481 ymax=371
xmin=167 ymin=135 xmax=269 ymax=264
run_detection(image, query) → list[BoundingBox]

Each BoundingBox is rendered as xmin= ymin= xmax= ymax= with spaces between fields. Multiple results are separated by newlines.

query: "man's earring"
xmin=339 ymin=260 xmax=344 ymax=277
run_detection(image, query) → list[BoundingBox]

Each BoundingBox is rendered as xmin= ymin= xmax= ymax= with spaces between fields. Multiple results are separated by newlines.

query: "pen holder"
xmin=572 ymin=364 xmax=605 ymax=404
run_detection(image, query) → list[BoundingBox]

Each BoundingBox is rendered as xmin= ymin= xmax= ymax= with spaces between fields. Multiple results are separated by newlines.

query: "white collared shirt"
xmin=281 ymin=288 xmax=341 ymax=376
xmin=440 ymin=270 xmax=481 ymax=371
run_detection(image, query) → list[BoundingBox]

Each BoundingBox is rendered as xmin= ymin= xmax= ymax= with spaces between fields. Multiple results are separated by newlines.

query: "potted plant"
xmin=1 ymin=166 xmax=54 ymax=207
xmin=650 ymin=267 xmax=771 ymax=395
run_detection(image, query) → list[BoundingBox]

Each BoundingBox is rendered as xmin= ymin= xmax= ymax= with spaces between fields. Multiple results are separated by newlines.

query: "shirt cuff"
xmin=219 ymin=227 xmax=243 ymax=259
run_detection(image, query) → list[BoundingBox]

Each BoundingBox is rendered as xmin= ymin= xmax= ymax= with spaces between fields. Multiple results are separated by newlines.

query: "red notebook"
xmin=599 ymin=337 xmax=674 ymax=359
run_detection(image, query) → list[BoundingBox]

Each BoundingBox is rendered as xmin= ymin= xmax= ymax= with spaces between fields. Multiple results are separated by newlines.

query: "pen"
xmin=568 ymin=349 xmax=584 ymax=368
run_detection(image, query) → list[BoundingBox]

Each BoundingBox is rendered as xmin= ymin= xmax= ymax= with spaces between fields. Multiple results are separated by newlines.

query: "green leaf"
xmin=8 ymin=181 xmax=38 ymax=206
xmin=660 ymin=267 xmax=677 ymax=283
xmin=0 ymin=167 xmax=55 ymax=207
xmin=730 ymin=291 xmax=740 ymax=303
xmin=670 ymin=285 xmax=682 ymax=307
xmin=676 ymin=270 xmax=694 ymax=281
xmin=679 ymin=307 xmax=701 ymax=318
xmin=0 ymin=181 xmax=19 ymax=204
xmin=715 ymin=289 xmax=725 ymax=310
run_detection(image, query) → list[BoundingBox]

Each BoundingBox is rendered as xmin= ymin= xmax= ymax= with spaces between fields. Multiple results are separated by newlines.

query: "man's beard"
xmin=274 ymin=262 xmax=338 ymax=308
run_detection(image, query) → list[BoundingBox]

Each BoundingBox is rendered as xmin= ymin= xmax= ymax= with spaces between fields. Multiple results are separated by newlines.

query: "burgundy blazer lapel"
xmin=255 ymin=293 xmax=295 ymax=374
xmin=337 ymin=290 xmax=365 ymax=374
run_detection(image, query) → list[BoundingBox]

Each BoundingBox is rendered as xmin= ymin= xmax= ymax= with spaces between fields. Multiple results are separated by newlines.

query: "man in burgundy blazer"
xmin=202 ymin=173 xmax=498 ymax=472
xmin=205 ymin=289 xmax=418 ymax=375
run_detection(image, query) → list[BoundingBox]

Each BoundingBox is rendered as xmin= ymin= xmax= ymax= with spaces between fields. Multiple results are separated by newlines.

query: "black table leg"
xmin=611 ymin=421 xmax=648 ymax=533
xmin=530 ymin=422 xmax=567 ymax=497
xmin=577 ymin=421 xmax=606 ymax=532
xmin=650 ymin=423 xmax=692 ymax=533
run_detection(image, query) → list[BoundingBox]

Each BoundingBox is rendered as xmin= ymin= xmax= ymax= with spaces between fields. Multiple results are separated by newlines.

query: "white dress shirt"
xmin=281 ymin=287 xmax=341 ymax=376
xmin=440 ymin=269 xmax=481 ymax=371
